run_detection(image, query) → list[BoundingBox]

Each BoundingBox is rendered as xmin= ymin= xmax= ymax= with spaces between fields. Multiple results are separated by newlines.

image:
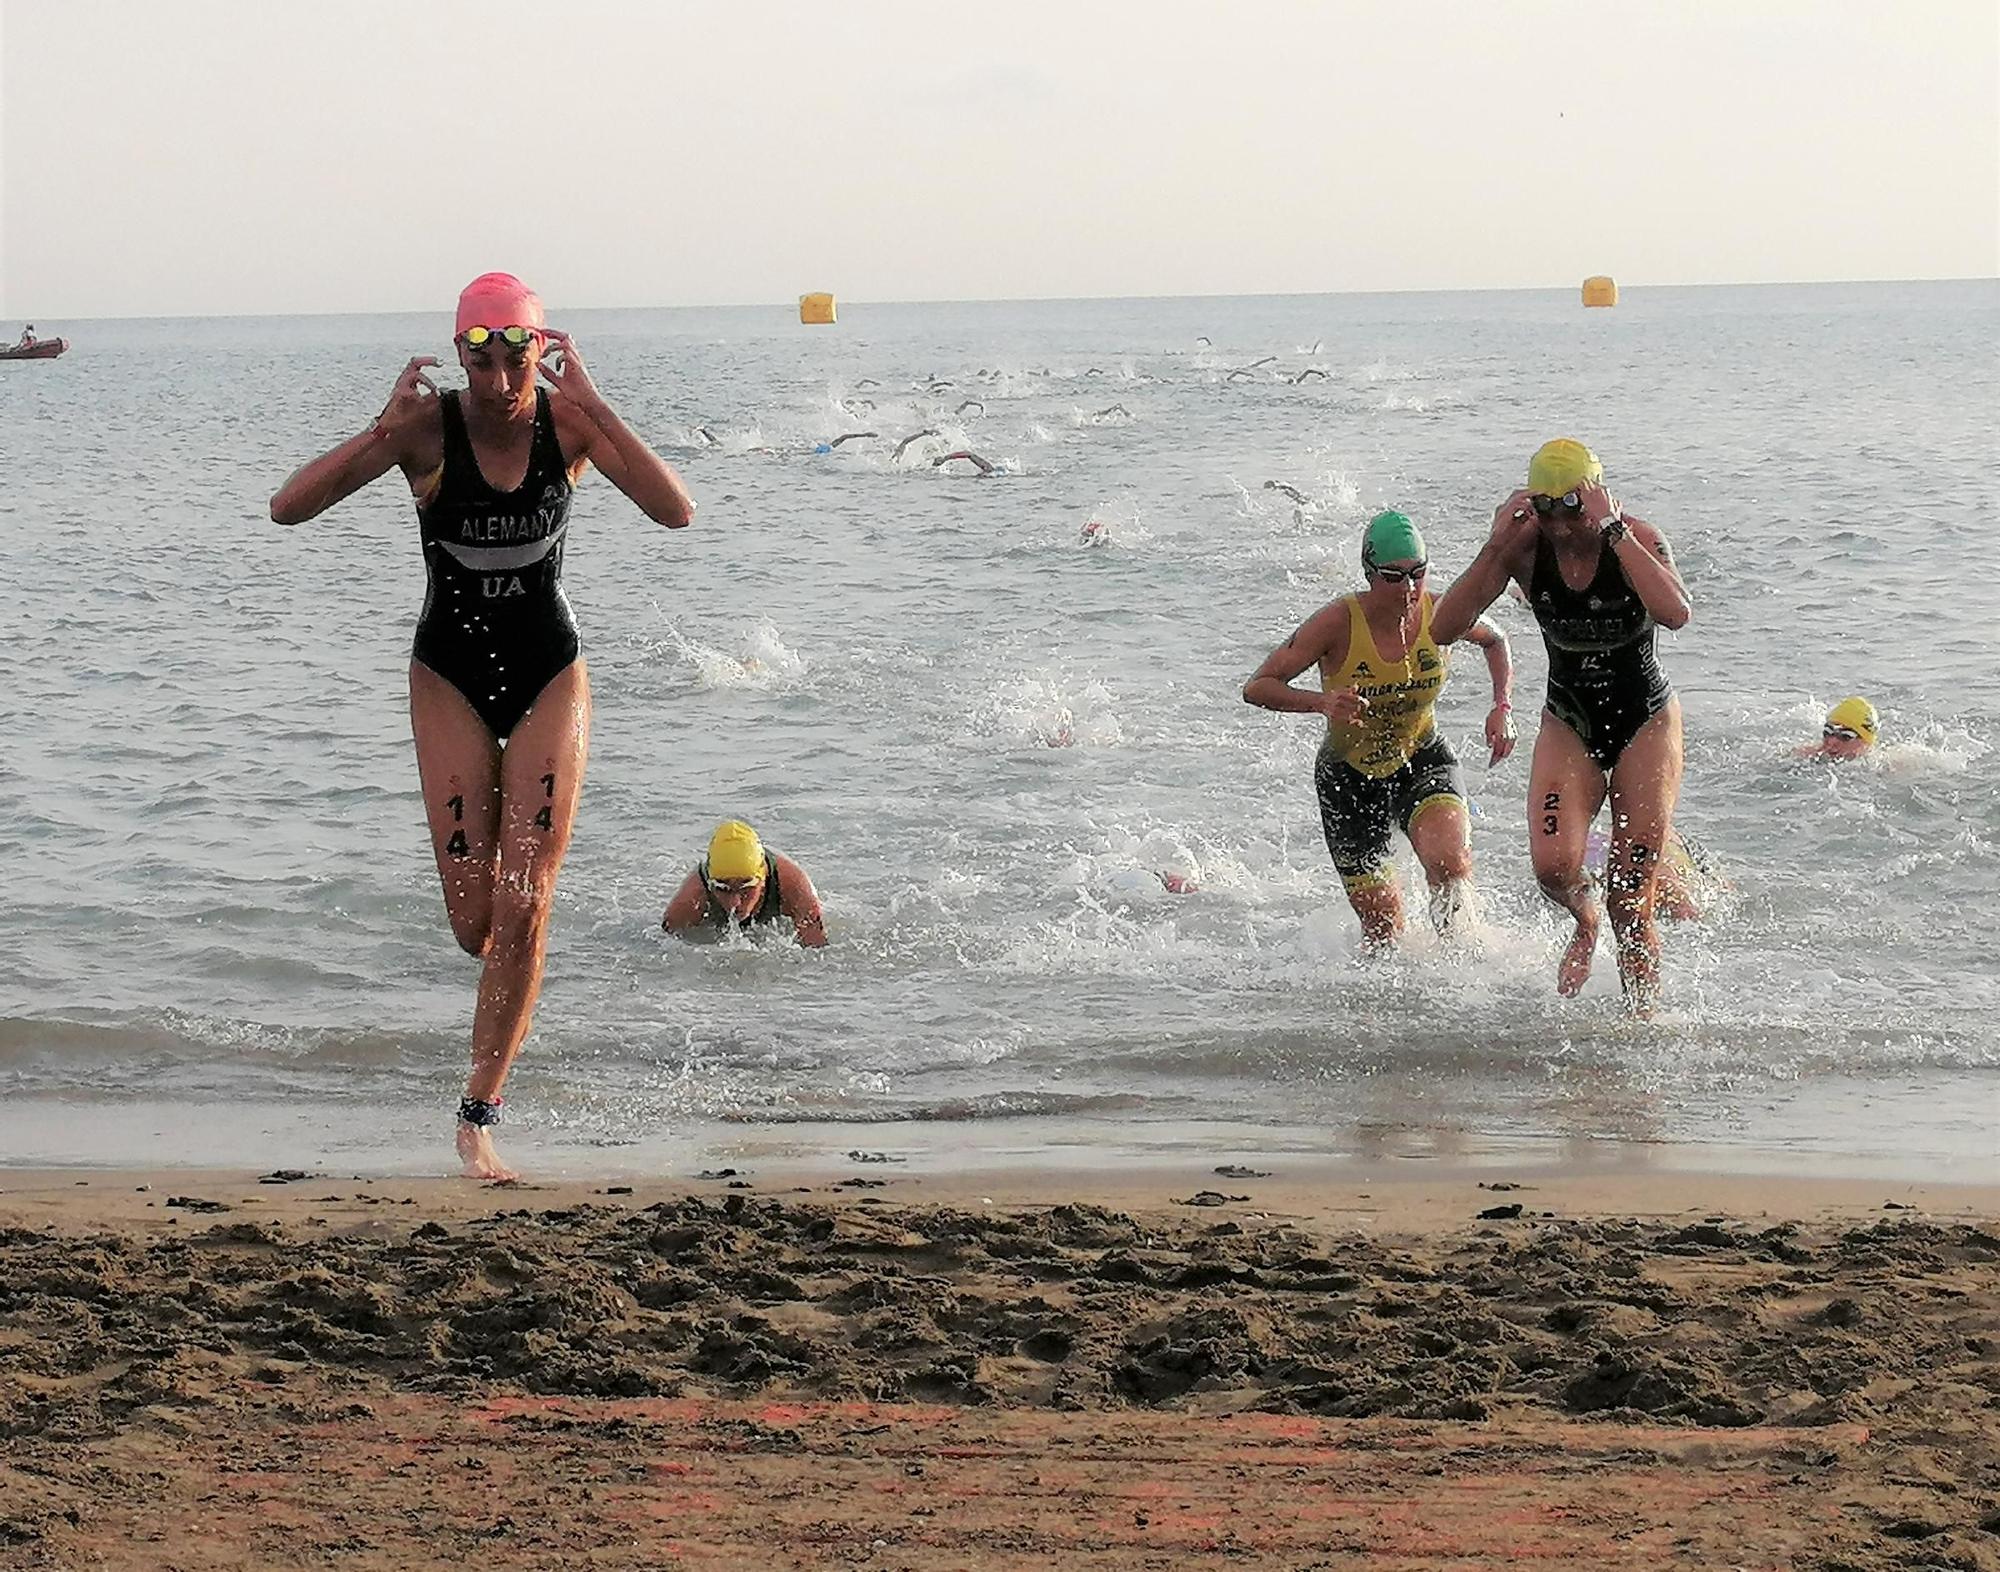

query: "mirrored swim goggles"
xmin=708 ymin=876 xmax=764 ymax=896
xmin=1531 ymin=491 xmax=1584 ymax=517
xmin=459 ymin=324 xmax=539 ymax=350
xmin=1368 ymin=560 xmax=1428 ymax=583
xmin=1823 ymin=723 xmax=1863 ymax=741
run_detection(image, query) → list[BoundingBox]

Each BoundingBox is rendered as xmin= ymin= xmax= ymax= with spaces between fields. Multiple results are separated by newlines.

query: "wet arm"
xmin=1429 ymin=538 xmax=1522 ymax=645
xmin=269 ymin=424 xmax=403 ymax=525
xmin=570 ymin=396 xmax=696 ymax=528
xmin=776 ymin=856 xmax=828 ymax=949
xmin=1613 ymin=518 xmax=1690 ymax=629
xmin=662 ymin=869 xmax=709 ymax=935
xmin=1241 ymin=603 xmax=1344 ymax=714
xmin=1464 ymin=617 xmax=1514 ymax=708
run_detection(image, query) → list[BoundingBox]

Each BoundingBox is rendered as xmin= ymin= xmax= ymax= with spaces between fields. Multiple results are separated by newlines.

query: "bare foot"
xmin=1557 ymin=916 xmax=1599 ymax=996
xmin=456 ymin=1122 xmax=519 ymax=1182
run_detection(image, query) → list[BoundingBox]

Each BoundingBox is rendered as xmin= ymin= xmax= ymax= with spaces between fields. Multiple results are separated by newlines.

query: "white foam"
xmin=656 ymin=618 xmax=807 ymax=690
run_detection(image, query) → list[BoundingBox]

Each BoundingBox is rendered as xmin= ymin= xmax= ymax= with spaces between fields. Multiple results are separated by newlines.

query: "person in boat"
xmin=267 ymin=271 xmax=696 ymax=1182
xmin=12 ymin=325 xmax=36 ymax=349
xmin=663 ymin=820 xmax=827 ymax=947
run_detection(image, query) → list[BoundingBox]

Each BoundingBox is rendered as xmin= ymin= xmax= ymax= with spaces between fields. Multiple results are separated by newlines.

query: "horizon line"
xmin=8 ymin=271 xmax=1994 ymax=325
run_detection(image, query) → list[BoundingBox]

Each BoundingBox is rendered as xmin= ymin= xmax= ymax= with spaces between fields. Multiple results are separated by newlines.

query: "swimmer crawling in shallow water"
xmin=663 ymin=820 xmax=826 ymax=948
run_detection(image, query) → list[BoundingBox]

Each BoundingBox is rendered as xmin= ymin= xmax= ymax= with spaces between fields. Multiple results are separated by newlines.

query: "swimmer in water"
xmin=893 ymin=429 xmax=940 ymax=463
xmin=1795 ymin=696 xmax=1879 ymax=761
xmin=663 ymin=820 xmax=826 ymax=947
xmin=932 ymin=450 xmax=996 ymax=477
xmin=1243 ymin=510 xmax=1517 ymax=947
xmin=1431 ymin=439 xmax=1692 ymax=1015
xmin=269 ymin=272 xmax=696 ymax=1180
xmin=1263 ymin=481 xmax=1310 ymax=506
xmin=1588 ymin=827 xmax=1723 ymax=922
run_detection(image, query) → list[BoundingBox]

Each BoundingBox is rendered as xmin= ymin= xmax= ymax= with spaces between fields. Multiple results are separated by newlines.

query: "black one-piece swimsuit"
xmin=412 ymin=389 xmax=578 ymax=739
xmin=1528 ymin=532 xmax=1672 ymax=771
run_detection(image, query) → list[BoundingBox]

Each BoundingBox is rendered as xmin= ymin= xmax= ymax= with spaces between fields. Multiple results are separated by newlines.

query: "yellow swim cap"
xmin=1527 ymin=438 xmax=1603 ymax=497
xmin=706 ymin=820 xmax=766 ymax=882
xmin=1824 ymin=696 xmax=1879 ymax=746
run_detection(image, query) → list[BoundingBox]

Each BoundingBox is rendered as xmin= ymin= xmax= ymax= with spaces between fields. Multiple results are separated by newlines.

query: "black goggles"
xmin=1368 ymin=561 xmax=1428 ymax=583
xmin=1531 ymin=492 xmax=1584 ymax=517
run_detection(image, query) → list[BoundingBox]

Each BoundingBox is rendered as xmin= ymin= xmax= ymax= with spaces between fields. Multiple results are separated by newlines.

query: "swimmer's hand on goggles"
xmin=532 ymin=329 xmax=604 ymax=412
xmin=374 ymin=355 xmax=441 ymax=442
xmin=1494 ymin=489 xmax=1541 ymax=543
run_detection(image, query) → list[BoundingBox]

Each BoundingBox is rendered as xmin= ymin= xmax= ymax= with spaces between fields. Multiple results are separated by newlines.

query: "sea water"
xmin=2 ymin=282 xmax=1995 ymax=1177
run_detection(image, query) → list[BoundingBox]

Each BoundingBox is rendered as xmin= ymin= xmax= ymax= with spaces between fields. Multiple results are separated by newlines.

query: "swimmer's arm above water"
xmin=1609 ymin=517 xmax=1691 ymax=628
xmin=1572 ymin=479 xmax=1687 ymax=628
xmin=269 ymin=355 xmax=438 ymax=524
xmin=661 ymin=869 xmax=711 ymax=936
xmin=1428 ymin=490 xmax=1539 ymax=643
xmin=539 ymin=330 xmax=695 ymax=528
xmin=1241 ymin=601 xmax=1369 ymax=724
xmin=1461 ymin=616 xmax=1518 ymax=765
xmin=773 ymin=854 xmax=828 ymax=949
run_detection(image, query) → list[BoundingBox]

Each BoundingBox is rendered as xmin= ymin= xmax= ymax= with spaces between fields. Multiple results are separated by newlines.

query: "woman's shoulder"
xmin=544 ymin=391 xmax=596 ymax=472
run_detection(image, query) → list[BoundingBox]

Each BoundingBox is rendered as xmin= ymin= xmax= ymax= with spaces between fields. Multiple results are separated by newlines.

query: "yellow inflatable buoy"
xmin=1581 ymin=276 xmax=1618 ymax=308
xmin=799 ymin=292 xmax=837 ymax=325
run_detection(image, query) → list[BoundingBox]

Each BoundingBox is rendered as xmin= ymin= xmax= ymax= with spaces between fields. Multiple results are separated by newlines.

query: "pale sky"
xmin=2 ymin=0 xmax=1995 ymax=318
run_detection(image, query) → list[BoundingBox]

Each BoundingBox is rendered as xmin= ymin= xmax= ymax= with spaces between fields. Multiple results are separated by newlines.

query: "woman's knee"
xmin=488 ymin=882 xmax=556 ymax=956
xmin=1535 ymin=862 xmax=1590 ymax=907
xmin=437 ymin=869 xmax=495 ymax=955
xmin=1425 ymin=844 xmax=1472 ymax=884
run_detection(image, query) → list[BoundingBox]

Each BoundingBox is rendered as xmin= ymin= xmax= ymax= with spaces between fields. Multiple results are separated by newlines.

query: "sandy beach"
xmin=3 ymin=1160 xmax=1998 ymax=1569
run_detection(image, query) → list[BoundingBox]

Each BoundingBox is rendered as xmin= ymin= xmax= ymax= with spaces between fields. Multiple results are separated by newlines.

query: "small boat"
xmin=0 ymin=337 xmax=67 ymax=361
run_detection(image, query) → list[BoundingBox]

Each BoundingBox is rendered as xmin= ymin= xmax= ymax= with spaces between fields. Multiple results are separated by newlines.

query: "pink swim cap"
xmin=454 ymin=272 xmax=545 ymax=337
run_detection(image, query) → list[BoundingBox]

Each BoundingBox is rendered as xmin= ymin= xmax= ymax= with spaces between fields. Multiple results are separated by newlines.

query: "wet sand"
xmin=3 ymin=1163 xmax=1998 ymax=1569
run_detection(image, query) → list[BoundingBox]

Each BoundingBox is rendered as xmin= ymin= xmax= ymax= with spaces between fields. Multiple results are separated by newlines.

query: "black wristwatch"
xmin=1601 ymin=512 xmax=1629 ymax=545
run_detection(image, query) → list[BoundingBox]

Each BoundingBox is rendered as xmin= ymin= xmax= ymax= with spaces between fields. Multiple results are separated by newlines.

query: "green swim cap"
xmin=1361 ymin=510 xmax=1426 ymax=569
